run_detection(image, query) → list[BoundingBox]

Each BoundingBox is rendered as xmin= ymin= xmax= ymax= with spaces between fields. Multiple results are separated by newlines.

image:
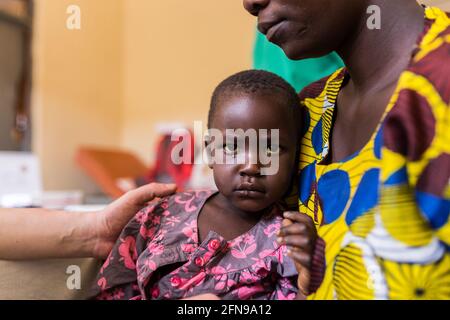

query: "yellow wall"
xmin=422 ymin=0 xmax=450 ymax=10
xmin=30 ymin=0 xmax=450 ymax=193
xmin=121 ymin=0 xmax=255 ymax=163
xmin=32 ymin=0 xmax=255 ymax=192
xmin=32 ymin=0 xmax=124 ymax=193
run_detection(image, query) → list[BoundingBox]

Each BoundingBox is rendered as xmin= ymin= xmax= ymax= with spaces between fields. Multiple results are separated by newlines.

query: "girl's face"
xmin=243 ymin=0 xmax=366 ymax=60
xmin=208 ymin=93 xmax=298 ymax=213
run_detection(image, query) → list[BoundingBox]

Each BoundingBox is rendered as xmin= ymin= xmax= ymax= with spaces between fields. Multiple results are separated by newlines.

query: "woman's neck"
xmin=337 ymin=0 xmax=425 ymax=93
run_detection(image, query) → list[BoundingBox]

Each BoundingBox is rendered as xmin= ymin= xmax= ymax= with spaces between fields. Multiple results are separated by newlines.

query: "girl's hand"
xmin=276 ymin=211 xmax=317 ymax=299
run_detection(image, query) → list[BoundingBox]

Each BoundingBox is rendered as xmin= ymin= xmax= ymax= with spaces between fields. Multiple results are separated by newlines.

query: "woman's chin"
xmin=281 ymin=39 xmax=329 ymax=61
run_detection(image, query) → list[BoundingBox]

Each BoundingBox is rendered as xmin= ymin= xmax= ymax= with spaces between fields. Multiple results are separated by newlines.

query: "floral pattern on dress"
xmin=90 ymin=190 xmax=325 ymax=300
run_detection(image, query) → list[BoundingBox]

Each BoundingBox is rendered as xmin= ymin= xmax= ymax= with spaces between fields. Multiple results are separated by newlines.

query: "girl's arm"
xmin=0 ymin=183 xmax=176 ymax=260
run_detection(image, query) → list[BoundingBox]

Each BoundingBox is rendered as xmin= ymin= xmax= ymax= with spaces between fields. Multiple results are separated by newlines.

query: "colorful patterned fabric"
xmin=298 ymin=7 xmax=450 ymax=300
xmin=90 ymin=190 xmax=301 ymax=300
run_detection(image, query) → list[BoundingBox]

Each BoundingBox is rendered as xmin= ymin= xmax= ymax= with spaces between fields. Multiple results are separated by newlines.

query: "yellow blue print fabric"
xmin=298 ymin=7 xmax=450 ymax=300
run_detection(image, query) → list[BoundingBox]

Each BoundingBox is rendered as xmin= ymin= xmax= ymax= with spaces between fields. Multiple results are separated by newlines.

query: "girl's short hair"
xmin=208 ymin=70 xmax=301 ymax=133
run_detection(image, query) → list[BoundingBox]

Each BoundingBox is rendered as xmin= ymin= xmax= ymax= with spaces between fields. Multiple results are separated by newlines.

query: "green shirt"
xmin=253 ymin=30 xmax=344 ymax=92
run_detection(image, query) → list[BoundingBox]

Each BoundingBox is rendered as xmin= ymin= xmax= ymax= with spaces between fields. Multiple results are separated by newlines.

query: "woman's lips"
xmin=266 ymin=20 xmax=286 ymax=43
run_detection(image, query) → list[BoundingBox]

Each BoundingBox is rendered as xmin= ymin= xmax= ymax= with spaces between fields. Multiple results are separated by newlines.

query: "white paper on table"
xmin=0 ymin=151 xmax=42 ymax=196
xmin=0 ymin=152 xmax=86 ymax=208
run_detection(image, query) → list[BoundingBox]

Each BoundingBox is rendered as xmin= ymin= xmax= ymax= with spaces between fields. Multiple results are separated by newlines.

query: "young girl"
xmin=91 ymin=70 xmax=324 ymax=300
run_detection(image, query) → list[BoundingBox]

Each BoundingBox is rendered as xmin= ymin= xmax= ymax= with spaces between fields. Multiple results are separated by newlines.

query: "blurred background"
xmin=0 ymin=0 xmax=449 ymax=208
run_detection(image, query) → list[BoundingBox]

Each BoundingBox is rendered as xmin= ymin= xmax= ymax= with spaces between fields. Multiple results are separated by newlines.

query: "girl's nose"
xmin=243 ymin=0 xmax=270 ymax=17
xmin=239 ymin=162 xmax=261 ymax=177
xmin=239 ymin=152 xmax=261 ymax=177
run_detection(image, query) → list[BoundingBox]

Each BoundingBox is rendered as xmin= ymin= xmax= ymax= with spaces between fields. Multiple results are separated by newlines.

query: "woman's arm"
xmin=0 ymin=183 xmax=176 ymax=260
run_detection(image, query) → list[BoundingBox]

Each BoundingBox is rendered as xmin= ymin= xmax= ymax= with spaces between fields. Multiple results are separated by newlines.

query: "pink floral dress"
xmin=91 ymin=190 xmax=324 ymax=300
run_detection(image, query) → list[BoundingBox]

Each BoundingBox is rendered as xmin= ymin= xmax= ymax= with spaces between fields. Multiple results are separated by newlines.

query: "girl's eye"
xmin=224 ymin=143 xmax=238 ymax=155
xmin=266 ymin=145 xmax=280 ymax=155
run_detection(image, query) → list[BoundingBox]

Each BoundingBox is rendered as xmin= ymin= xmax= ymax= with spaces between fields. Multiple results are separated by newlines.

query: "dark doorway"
xmin=0 ymin=0 xmax=32 ymax=151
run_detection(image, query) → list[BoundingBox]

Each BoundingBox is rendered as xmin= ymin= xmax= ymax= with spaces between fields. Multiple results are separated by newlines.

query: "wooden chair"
xmin=75 ymin=146 xmax=148 ymax=199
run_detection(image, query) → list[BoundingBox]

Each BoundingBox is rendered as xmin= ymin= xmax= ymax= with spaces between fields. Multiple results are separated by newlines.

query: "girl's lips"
xmin=234 ymin=189 xmax=265 ymax=198
xmin=235 ymin=182 xmax=265 ymax=193
xmin=234 ymin=183 xmax=265 ymax=198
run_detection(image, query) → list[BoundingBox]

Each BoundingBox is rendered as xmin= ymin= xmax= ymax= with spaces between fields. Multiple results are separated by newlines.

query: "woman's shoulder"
xmin=382 ymin=10 xmax=450 ymax=163
xmin=407 ymin=7 xmax=450 ymax=101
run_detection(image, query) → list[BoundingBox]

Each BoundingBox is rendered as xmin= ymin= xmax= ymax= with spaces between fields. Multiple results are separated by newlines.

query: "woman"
xmin=244 ymin=0 xmax=449 ymax=299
